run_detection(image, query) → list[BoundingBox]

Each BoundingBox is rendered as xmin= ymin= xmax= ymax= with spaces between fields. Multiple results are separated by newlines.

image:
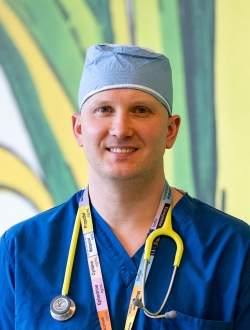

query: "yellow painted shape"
xmin=215 ymin=1 xmax=250 ymax=223
xmin=0 ymin=147 xmax=53 ymax=211
xmin=134 ymin=0 xmax=163 ymax=52
xmin=110 ymin=0 xmax=130 ymax=44
xmin=59 ymin=0 xmax=102 ymax=46
xmin=0 ymin=0 xmax=88 ymax=189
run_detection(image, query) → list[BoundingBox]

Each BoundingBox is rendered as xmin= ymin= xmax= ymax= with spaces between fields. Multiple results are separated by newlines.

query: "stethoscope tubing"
xmin=141 ymin=262 xmax=178 ymax=317
xmin=133 ymin=204 xmax=184 ymax=318
xmin=62 ymin=209 xmax=81 ymax=296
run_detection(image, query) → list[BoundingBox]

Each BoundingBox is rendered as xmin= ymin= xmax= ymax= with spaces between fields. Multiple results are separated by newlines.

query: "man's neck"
xmin=87 ymin=173 xmax=183 ymax=256
xmin=89 ymin=173 xmax=163 ymax=220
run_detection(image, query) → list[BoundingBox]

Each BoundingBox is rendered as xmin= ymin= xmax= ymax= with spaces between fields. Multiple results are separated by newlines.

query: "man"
xmin=0 ymin=44 xmax=250 ymax=329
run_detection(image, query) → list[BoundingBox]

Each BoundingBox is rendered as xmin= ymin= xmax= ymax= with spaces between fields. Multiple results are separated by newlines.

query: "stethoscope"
xmin=50 ymin=195 xmax=184 ymax=322
xmin=132 ymin=204 xmax=184 ymax=319
xmin=50 ymin=207 xmax=81 ymax=321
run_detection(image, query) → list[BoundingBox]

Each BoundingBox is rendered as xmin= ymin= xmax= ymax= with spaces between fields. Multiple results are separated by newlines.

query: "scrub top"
xmin=0 ymin=190 xmax=250 ymax=329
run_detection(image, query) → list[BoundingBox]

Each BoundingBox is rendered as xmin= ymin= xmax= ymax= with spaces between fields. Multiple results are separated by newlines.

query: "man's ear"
xmin=166 ymin=115 xmax=181 ymax=149
xmin=72 ymin=113 xmax=83 ymax=147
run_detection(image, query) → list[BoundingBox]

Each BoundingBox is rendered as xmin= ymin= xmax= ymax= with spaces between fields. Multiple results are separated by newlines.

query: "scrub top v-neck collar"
xmin=90 ymin=204 xmax=145 ymax=287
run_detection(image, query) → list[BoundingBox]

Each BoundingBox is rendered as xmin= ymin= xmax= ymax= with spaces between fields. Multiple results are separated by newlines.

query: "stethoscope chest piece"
xmin=50 ymin=295 xmax=76 ymax=321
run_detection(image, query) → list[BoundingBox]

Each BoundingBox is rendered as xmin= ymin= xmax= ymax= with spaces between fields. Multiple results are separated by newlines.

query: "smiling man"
xmin=0 ymin=44 xmax=250 ymax=329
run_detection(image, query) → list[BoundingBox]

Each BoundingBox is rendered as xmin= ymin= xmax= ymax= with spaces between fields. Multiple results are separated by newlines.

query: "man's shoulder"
xmin=175 ymin=193 xmax=250 ymax=237
xmin=1 ymin=190 xmax=83 ymax=251
xmin=194 ymin=195 xmax=249 ymax=226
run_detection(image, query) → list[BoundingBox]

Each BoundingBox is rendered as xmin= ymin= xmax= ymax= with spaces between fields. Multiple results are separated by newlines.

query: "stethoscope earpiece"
xmin=50 ymin=295 xmax=76 ymax=321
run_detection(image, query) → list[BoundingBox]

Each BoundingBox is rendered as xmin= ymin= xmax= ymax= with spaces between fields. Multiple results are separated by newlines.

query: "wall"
xmin=0 ymin=0 xmax=250 ymax=235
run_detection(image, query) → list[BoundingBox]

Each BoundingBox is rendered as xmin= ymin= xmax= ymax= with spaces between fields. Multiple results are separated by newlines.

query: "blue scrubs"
xmin=0 ymin=190 xmax=250 ymax=329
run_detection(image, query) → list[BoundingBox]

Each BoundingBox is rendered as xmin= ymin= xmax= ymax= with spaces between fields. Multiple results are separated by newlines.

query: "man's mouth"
xmin=108 ymin=148 xmax=137 ymax=153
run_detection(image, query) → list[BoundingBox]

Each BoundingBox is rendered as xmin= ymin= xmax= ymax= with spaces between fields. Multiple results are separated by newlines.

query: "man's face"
xmin=72 ymin=89 xmax=180 ymax=182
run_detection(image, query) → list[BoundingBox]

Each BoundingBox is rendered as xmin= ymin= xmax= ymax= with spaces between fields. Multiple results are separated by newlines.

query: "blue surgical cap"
xmin=78 ymin=44 xmax=173 ymax=115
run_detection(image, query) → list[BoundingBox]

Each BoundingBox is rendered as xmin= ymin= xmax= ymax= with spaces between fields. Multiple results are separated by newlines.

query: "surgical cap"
xmin=78 ymin=44 xmax=173 ymax=115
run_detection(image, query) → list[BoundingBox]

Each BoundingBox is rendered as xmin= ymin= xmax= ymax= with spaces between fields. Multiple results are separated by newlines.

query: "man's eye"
xmin=135 ymin=107 xmax=148 ymax=114
xmin=97 ymin=107 xmax=111 ymax=113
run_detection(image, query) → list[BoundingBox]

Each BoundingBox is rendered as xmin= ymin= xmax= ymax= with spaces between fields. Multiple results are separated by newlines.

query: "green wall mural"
xmin=0 ymin=0 xmax=250 ymax=234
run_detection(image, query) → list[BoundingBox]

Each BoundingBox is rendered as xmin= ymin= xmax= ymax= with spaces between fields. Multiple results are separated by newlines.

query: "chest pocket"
xmin=160 ymin=312 xmax=233 ymax=330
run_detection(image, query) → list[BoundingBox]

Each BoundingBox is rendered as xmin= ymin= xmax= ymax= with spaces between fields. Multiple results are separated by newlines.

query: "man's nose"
xmin=108 ymin=112 xmax=133 ymax=139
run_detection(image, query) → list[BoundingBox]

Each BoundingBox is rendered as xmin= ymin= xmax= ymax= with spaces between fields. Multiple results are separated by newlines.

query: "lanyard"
xmin=78 ymin=182 xmax=172 ymax=330
xmin=124 ymin=182 xmax=172 ymax=329
xmin=79 ymin=187 xmax=112 ymax=330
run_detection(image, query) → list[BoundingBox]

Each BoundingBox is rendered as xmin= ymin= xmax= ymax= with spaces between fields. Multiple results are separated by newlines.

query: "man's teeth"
xmin=109 ymin=148 xmax=136 ymax=153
